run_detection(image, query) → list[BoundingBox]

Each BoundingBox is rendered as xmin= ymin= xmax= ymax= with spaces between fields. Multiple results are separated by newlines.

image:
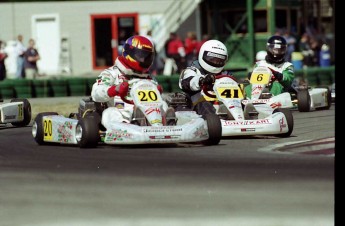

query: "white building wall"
xmin=0 ymin=0 xmax=196 ymax=76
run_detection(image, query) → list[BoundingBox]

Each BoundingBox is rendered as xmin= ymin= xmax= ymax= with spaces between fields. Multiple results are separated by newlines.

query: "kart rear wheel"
xmin=316 ymin=85 xmax=332 ymax=110
xmin=165 ymin=107 xmax=177 ymax=126
xmin=76 ymin=117 xmax=100 ymax=148
xmin=273 ymin=108 xmax=294 ymax=137
xmin=10 ymin=98 xmax=32 ymax=127
xmin=32 ymin=112 xmax=59 ymax=145
xmin=297 ymin=89 xmax=311 ymax=112
xmin=202 ymin=114 xmax=222 ymax=146
xmin=132 ymin=108 xmax=147 ymax=126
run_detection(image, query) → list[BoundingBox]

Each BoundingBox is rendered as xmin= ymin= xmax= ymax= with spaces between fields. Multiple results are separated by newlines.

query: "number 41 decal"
xmin=217 ymin=87 xmax=243 ymax=98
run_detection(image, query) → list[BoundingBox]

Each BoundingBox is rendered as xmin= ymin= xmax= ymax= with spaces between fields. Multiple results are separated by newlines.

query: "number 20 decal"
xmin=43 ymin=119 xmax=53 ymax=141
xmin=137 ymin=90 xmax=158 ymax=102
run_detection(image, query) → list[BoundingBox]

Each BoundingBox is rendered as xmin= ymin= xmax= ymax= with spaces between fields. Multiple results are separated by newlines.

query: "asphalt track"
xmin=0 ymin=99 xmax=335 ymax=226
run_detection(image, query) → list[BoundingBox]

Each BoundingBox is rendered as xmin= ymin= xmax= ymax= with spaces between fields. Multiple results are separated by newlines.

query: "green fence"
xmin=0 ymin=66 xmax=335 ymax=99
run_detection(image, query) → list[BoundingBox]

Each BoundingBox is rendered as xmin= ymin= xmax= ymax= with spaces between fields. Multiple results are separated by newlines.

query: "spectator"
xmin=0 ymin=40 xmax=8 ymax=81
xmin=24 ymin=38 xmax=40 ymax=79
xmin=309 ymin=36 xmax=321 ymax=66
xmin=15 ymin=34 xmax=26 ymax=78
xmin=164 ymin=32 xmax=186 ymax=74
xmin=299 ymin=33 xmax=313 ymax=67
xmin=196 ymin=34 xmax=210 ymax=55
xmin=283 ymin=30 xmax=296 ymax=62
xmin=184 ymin=31 xmax=197 ymax=67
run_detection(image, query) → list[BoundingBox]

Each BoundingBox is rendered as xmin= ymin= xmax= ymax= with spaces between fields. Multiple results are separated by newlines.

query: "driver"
xmin=91 ymin=35 xmax=163 ymax=129
xmin=244 ymin=35 xmax=295 ymax=98
xmin=178 ymin=39 xmax=229 ymax=116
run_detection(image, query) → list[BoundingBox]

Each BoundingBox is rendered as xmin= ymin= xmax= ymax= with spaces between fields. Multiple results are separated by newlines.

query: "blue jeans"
xmin=16 ymin=56 xmax=25 ymax=78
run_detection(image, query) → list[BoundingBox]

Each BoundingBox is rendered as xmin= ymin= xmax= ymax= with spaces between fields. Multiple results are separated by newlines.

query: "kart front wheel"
xmin=297 ymin=89 xmax=311 ymax=112
xmin=273 ymin=108 xmax=294 ymax=137
xmin=76 ymin=117 xmax=100 ymax=148
xmin=202 ymin=114 xmax=222 ymax=146
xmin=32 ymin=112 xmax=59 ymax=145
xmin=10 ymin=98 xmax=32 ymax=127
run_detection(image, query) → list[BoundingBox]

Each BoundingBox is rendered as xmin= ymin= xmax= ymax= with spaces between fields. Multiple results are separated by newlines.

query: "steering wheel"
xmin=202 ymin=74 xmax=237 ymax=98
xmin=120 ymin=92 xmax=134 ymax=105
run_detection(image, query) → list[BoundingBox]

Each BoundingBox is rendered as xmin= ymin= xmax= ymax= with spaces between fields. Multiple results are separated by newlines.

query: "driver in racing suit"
xmin=244 ymin=35 xmax=295 ymax=98
xmin=178 ymin=39 xmax=229 ymax=116
xmin=91 ymin=35 xmax=164 ymax=130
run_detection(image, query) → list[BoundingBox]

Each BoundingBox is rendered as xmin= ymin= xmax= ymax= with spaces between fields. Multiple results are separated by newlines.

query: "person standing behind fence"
xmin=24 ymin=39 xmax=40 ymax=79
xmin=184 ymin=31 xmax=197 ymax=67
xmin=15 ymin=34 xmax=26 ymax=78
xmin=165 ymin=32 xmax=186 ymax=74
xmin=0 ymin=40 xmax=8 ymax=81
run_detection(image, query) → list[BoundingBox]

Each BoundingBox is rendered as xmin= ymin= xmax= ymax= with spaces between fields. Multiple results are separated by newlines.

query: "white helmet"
xmin=198 ymin=40 xmax=228 ymax=74
xmin=256 ymin=50 xmax=267 ymax=61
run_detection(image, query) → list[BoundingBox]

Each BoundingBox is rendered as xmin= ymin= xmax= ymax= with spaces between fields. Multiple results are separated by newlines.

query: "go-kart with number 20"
xmin=32 ymin=78 xmax=221 ymax=148
xmin=202 ymin=74 xmax=293 ymax=137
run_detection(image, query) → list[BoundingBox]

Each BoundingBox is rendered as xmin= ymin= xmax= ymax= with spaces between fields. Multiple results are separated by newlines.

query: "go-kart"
xmin=247 ymin=65 xmax=332 ymax=112
xmin=32 ymin=78 xmax=222 ymax=148
xmin=0 ymin=98 xmax=31 ymax=127
xmin=201 ymin=74 xmax=293 ymax=137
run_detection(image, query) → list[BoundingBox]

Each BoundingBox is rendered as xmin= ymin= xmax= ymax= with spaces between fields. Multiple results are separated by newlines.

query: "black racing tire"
xmin=165 ymin=107 xmax=177 ymax=126
xmin=132 ymin=108 xmax=147 ymax=126
xmin=32 ymin=112 xmax=59 ymax=145
xmin=202 ymin=114 xmax=222 ymax=146
xmin=316 ymin=85 xmax=332 ymax=110
xmin=297 ymin=89 xmax=311 ymax=112
xmin=76 ymin=117 xmax=100 ymax=148
xmin=273 ymin=108 xmax=294 ymax=137
xmin=10 ymin=98 xmax=32 ymax=127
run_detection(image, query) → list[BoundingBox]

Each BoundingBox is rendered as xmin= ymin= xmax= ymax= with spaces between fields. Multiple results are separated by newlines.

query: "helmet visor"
xmin=267 ymin=43 xmax=286 ymax=56
xmin=125 ymin=44 xmax=154 ymax=68
xmin=202 ymin=51 xmax=227 ymax=68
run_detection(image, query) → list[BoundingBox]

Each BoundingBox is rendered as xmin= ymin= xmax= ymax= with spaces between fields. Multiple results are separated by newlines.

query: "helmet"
xmin=255 ymin=50 xmax=267 ymax=61
xmin=266 ymin=35 xmax=287 ymax=64
xmin=198 ymin=40 xmax=228 ymax=74
xmin=118 ymin=35 xmax=155 ymax=73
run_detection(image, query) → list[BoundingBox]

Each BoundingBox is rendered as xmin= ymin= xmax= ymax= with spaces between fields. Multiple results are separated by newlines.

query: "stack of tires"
xmin=0 ymin=79 xmax=15 ymax=99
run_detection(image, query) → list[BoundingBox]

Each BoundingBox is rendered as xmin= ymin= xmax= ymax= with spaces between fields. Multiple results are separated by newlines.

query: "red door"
xmin=91 ymin=13 xmax=139 ymax=70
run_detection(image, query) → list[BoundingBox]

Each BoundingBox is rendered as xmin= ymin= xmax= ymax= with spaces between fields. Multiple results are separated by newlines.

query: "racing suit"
xmin=244 ymin=60 xmax=295 ymax=98
xmin=178 ymin=60 xmax=216 ymax=116
xmin=91 ymin=58 xmax=166 ymax=130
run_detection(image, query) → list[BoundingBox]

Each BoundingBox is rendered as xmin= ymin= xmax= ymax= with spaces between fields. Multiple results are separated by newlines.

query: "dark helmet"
xmin=118 ymin=35 xmax=155 ymax=74
xmin=266 ymin=35 xmax=287 ymax=64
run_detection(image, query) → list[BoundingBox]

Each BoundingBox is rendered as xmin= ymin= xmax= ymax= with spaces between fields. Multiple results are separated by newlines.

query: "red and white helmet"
xmin=198 ymin=40 xmax=228 ymax=74
xmin=118 ymin=35 xmax=155 ymax=75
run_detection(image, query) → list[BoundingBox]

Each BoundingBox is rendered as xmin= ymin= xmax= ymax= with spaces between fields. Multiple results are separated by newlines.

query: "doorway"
xmin=32 ymin=14 xmax=60 ymax=75
xmin=91 ymin=13 xmax=138 ymax=70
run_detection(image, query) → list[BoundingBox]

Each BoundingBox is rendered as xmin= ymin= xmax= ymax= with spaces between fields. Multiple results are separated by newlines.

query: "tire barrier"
xmin=0 ymin=66 xmax=335 ymax=99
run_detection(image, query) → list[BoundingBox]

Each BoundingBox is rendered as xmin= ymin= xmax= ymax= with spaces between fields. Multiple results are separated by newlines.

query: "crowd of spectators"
xmin=160 ymin=31 xmax=211 ymax=75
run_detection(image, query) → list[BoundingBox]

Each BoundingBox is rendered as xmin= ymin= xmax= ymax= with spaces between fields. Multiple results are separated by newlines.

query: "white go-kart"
xmin=247 ymin=65 xmax=332 ymax=112
xmin=32 ymin=78 xmax=222 ymax=148
xmin=202 ymin=73 xmax=294 ymax=137
xmin=0 ymin=98 xmax=31 ymax=127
